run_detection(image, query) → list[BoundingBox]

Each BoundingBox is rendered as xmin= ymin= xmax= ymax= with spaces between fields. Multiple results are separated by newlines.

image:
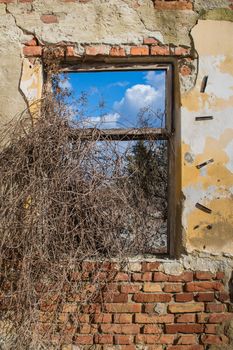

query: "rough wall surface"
xmin=0 ymin=0 xmax=233 ymax=256
xmin=13 ymin=260 xmax=233 ymax=350
xmin=0 ymin=0 xmax=233 ymax=349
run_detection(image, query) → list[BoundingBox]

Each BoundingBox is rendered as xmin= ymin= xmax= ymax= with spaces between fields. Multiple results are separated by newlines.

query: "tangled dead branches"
xmin=0 ymin=80 xmax=167 ymax=349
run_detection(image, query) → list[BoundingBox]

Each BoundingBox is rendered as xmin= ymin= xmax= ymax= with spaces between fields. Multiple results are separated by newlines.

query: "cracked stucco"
xmin=182 ymin=20 xmax=233 ymax=255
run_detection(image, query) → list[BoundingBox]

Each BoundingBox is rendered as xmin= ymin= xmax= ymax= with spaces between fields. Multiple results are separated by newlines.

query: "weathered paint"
xmin=181 ymin=20 xmax=233 ymax=255
xmin=0 ymin=1 xmax=233 ymax=257
xmin=20 ymin=58 xmax=43 ymax=117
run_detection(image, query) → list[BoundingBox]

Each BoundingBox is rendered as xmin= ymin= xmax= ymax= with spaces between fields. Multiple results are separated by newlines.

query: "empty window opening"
xmin=55 ymin=66 xmax=173 ymax=255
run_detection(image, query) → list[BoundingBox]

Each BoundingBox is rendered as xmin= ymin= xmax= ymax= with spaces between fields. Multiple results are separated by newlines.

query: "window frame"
xmin=55 ymin=61 xmax=177 ymax=257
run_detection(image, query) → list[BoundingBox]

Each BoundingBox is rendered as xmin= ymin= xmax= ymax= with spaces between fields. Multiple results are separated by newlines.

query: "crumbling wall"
xmin=0 ymin=0 xmax=233 ymax=349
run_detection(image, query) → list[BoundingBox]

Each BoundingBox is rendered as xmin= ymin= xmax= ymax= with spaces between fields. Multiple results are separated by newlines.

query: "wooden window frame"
xmin=57 ymin=61 xmax=177 ymax=257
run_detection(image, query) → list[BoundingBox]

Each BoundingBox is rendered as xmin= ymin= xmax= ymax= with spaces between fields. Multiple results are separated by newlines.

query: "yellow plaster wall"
xmin=20 ymin=58 xmax=43 ymax=117
xmin=181 ymin=20 xmax=233 ymax=254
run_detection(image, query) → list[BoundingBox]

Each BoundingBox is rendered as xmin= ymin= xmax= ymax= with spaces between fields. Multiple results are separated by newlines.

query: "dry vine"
xmin=0 ymin=60 xmax=167 ymax=349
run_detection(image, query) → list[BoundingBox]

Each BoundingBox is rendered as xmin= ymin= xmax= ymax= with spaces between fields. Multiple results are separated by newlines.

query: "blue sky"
xmin=59 ymin=69 xmax=166 ymax=128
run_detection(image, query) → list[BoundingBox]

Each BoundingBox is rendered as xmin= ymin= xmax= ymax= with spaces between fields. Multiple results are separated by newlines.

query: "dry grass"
xmin=0 ymin=70 xmax=167 ymax=349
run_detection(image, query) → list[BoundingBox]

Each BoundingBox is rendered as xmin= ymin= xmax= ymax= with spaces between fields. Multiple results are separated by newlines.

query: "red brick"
xmin=130 ymin=46 xmax=149 ymax=56
xmin=195 ymin=271 xmax=215 ymax=280
xmin=201 ymin=334 xmax=229 ymax=345
xmin=143 ymin=325 xmax=162 ymax=334
xmin=100 ymin=324 xmax=140 ymax=334
xmin=66 ymin=46 xmax=80 ymax=57
xmin=104 ymin=303 xmax=141 ymax=313
xmin=136 ymin=334 xmax=175 ymax=344
xmin=165 ymin=324 xmax=204 ymax=334
xmin=186 ymin=281 xmax=224 ymax=292
xmin=168 ymin=303 xmax=204 ymax=313
xmin=143 ymin=37 xmax=159 ymax=45
xmin=153 ymin=272 xmax=168 ymax=282
xmin=167 ymin=346 xmax=204 ymax=350
xmin=197 ymin=313 xmax=209 ymax=323
xmin=135 ymin=334 xmax=160 ymax=344
xmin=93 ymin=314 xmax=112 ymax=323
xmin=163 ymin=283 xmax=183 ymax=293
xmin=176 ymin=313 xmax=196 ymax=323
xmin=62 ymin=303 xmax=77 ymax=313
xmin=142 ymin=262 xmax=160 ymax=271
xmin=205 ymin=324 xmax=218 ymax=334
xmin=198 ymin=312 xmax=233 ymax=324
xmin=114 ymin=273 xmax=129 ymax=281
xmin=180 ymin=65 xmax=192 ymax=76
xmin=177 ymin=335 xmax=197 ymax=345
xmin=79 ymin=324 xmax=98 ymax=334
xmin=216 ymin=271 xmax=225 ymax=280
xmin=174 ymin=46 xmax=190 ymax=56
xmin=216 ymin=292 xmax=230 ymax=302
xmin=119 ymin=346 xmax=136 ymax=350
xmin=135 ymin=314 xmax=174 ymax=324
xmin=206 ymin=303 xmax=226 ymax=313
xmin=85 ymin=45 xmax=109 ymax=56
xmin=209 ymin=313 xmax=233 ymax=323
xmin=109 ymin=47 xmax=126 ymax=57
xmin=114 ymin=335 xmax=133 ymax=345
xmin=175 ymin=293 xmax=193 ymax=302
xmin=168 ymin=272 xmax=193 ymax=282
xmin=153 ymin=1 xmax=193 ymax=10
xmin=151 ymin=46 xmax=169 ymax=56
xmin=41 ymin=15 xmax=58 ymax=24
xmin=144 ymin=283 xmax=162 ymax=292
xmin=23 ymin=46 xmax=42 ymax=57
xmin=134 ymin=293 xmax=171 ymax=303
xmin=100 ymin=262 xmax=119 ymax=271
xmin=81 ymin=304 xmax=101 ymax=314
xmin=25 ymin=38 xmax=37 ymax=46
xmin=132 ymin=273 xmax=152 ymax=282
xmin=73 ymin=314 xmax=89 ymax=323
xmin=196 ymin=293 xmax=215 ymax=302
xmin=82 ymin=261 xmax=96 ymax=271
xmin=121 ymin=284 xmax=142 ymax=293
xmin=114 ymin=314 xmax=132 ymax=324
xmin=104 ymin=293 xmax=128 ymax=303
xmin=74 ymin=335 xmax=93 ymax=345
xmin=94 ymin=334 xmax=113 ymax=344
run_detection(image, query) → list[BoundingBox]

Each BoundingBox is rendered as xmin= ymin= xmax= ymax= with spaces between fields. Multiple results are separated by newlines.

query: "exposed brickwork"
xmin=31 ymin=263 xmax=232 ymax=349
xmin=153 ymin=0 xmax=193 ymax=10
xmin=41 ymin=14 xmax=58 ymax=24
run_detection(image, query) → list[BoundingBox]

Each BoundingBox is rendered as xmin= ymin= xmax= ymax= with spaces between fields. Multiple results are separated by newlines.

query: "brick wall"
xmin=20 ymin=38 xmax=233 ymax=349
xmin=22 ymin=37 xmax=193 ymax=79
xmin=36 ymin=262 xmax=233 ymax=349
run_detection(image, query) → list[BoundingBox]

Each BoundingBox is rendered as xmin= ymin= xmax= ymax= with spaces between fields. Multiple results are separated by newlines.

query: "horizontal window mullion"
xmin=68 ymin=128 xmax=170 ymax=141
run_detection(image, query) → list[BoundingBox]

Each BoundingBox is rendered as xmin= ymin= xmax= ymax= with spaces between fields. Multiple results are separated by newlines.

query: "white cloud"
xmin=82 ymin=112 xmax=120 ymax=128
xmin=145 ymin=71 xmax=165 ymax=89
xmin=113 ymin=84 xmax=163 ymax=127
xmin=108 ymin=81 xmax=129 ymax=88
xmin=115 ymin=84 xmax=159 ymax=111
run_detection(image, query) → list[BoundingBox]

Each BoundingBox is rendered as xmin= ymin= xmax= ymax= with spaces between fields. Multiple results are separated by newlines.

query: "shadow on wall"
xmin=209 ymin=273 xmax=233 ymax=350
xmin=229 ymin=272 xmax=233 ymax=304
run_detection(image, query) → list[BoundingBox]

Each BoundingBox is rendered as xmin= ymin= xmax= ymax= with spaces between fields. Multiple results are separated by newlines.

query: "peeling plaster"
xmin=0 ymin=2 xmax=233 ymax=258
xmin=20 ymin=59 xmax=43 ymax=116
xmin=181 ymin=20 xmax=233 ymax=254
